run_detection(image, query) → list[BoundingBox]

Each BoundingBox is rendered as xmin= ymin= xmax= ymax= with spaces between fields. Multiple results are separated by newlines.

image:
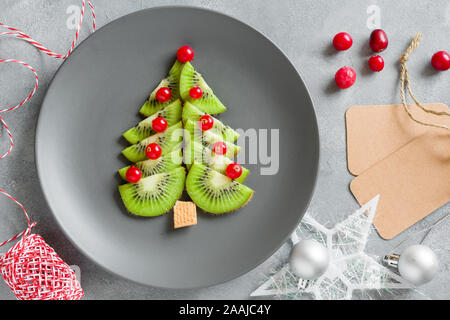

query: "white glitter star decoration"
xmin=251 ymin=195 xmax=415 ymax=300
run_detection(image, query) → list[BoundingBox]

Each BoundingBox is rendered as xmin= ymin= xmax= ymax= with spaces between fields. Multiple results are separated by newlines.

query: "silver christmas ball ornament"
xmin=384 ymin=245 xmax=438 ymax=286
xmin=289 ymin=239 xmax=330 ymax=280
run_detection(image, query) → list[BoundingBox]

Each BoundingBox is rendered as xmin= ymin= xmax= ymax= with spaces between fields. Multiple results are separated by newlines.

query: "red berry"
xmin=369 ymin=29 xmax=388 ymax=52
xmin=335 ymin=66 xmax=356 ymax=89
xmin=333 ymin=32 xmax=353 ymax=51
xmin=145 ymin=143 xmax=162 ymax=160
xmin=212 ymin=142 xmax=227 ymax=155
xmin=199 ymin=115 xmax=214 ymax=131
xmin=225 ymin=163 xmax=242 ymax=180
xmin=152 ymin=117 xmax=168 ymax=132
xmin=431 ymin=51 xmax=450 ymax=71
xmin=155 ymin=87 xmax=171 ymax=102
xmin=368 ymin=55 xmax=384 ymax=72
xmin=126 ymin=165 xmax=142 ymax=183
xmin=177 ymin=45 xmax=194 ymax=63
xmin=189 ymin=86 xmax=203 ymax=99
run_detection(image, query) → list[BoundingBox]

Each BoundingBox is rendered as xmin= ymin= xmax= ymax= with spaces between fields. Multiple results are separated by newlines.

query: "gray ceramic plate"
xmin=35 ymin=6 xmax=319 ymax=289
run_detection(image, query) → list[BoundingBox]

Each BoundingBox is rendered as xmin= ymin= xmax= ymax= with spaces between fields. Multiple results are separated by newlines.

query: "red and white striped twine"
xmin=0 ymin=0 xmax=94 ymax=256
xmin=0 ymin=2 xmax=95 ymax=300
xmin=0 ymin=187 xmax=83 ymax=300
xmin=0 ymin=188 xmax=34 ymax=248
xmin=0 ymin=0 xmax=95 ymax=160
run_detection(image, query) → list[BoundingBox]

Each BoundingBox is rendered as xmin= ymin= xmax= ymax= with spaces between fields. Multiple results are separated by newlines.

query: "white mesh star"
xmin=251 ymin=195 xmax=415 ymax=300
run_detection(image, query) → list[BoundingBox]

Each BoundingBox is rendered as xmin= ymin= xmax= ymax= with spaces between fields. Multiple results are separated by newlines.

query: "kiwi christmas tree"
xmin=119 ymin=46 xmax=253 ymax=219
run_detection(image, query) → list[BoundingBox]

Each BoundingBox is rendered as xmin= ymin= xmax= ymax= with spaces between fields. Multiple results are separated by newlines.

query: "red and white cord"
xmin=0 ymin=3 xmax=95 ymax=300
xmin=0 ymin=0 xmax=95 ymax=160
xmin=0 ymin=188 xmax=36 ymax=248
xmin=0 ymin=0 xmax=95 ymax=248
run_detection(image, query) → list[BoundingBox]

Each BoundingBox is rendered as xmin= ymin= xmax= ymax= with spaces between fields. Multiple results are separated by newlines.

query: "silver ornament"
xmin=384 ymin=245 xmax=438 ymax=286
xmin=289 ymin=239 xmax=329 ymax=280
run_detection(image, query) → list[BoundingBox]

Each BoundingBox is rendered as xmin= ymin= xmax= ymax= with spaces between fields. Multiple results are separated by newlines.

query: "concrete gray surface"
xmin=0 ymin=0 xmax=448 ymax=299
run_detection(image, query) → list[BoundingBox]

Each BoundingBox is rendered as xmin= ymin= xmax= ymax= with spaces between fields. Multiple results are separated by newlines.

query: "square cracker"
xmin=174 ymin=201 xmax=197 ymax=229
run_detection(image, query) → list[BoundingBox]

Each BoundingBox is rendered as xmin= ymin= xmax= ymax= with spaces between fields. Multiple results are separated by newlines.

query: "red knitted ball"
xmin=0 ymin=233 xmax=84 ymax=300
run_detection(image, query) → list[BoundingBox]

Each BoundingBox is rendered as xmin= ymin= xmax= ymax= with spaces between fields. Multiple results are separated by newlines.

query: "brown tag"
xmin=346 ymin=103 xmax=449 ymax=175
xmin=350 ymin=133 xmax=450 ymax=239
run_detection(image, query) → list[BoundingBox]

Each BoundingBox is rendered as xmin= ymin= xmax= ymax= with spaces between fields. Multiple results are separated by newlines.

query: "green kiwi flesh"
xmin=123 ymin=99 xmax=182 ymax=144
xmin=182 ymin=102 xmax=239 ymax=142
xmin=122 ymin=122 xmax=183 ymax=163
xmin=184 ymin=120 xmax=241 ymax=160
xmin=139 ymin=60 xmax=183 ymax=117
xmin=179 ymin=62 xmax=226 ymax=114
xmin=186 ymin=163 xmax=253 ymax=214
xmin=119 ymin=167 xmax=186 ymax=217
xmin=118 ymin=149 xmax=182 ymax=181
xmin=184 ymin=141 xmax=249 ymax=183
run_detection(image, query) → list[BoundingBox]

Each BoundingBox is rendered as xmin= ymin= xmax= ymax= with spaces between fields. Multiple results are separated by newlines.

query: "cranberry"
xmin=199 ymin=115 xmax=214 ymax=131
xmin=145 ymin=143 xmax=162 ymax=160
xmin=368 ymin=55 xmax=384 ymax=72
xmin=335 ymin=66 xmax=356 ymax=89
xmin=152 ymin=117 xmax=168 ymax=132
xmin=225 ymin=163 xmax=242 ymax=180
xmin=155 ymin=87 xmax=171 ymax=103
xmin=177 ymin=46 xmax=194 ymax=63
xmin=369 ymin=29 xmax=388 ymax=52
xmin=333 ymin=32 xmax=353 ymax=51
xmin=189 ymin=86 xmax=203 ymax=99
xmin=125 ymin=165 xmax=142 ymax=183
xmin=212 ymin=142 xmax=227 ymax=155
xmin=431 ymin=51 xmax=450 ymax=71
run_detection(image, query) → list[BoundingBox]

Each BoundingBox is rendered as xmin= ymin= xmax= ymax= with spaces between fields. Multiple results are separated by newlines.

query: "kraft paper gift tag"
xmin=350 ymin=133 xmax=450 ymax=239
xmin=346 ymin=103 xmax=450 ymax=175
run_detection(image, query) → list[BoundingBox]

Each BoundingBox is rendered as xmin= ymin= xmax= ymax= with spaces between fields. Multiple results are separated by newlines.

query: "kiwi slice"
xmin=179 ymin=62 xmax=227 ymax=114
xmin=184 ymin=141 xmax=249 ymax=183
xmin=182 ymin=102 xmax=239 ymax=142
xmin=186 ymin=163 xmax=253 ymax=214
xmin=118 ymin=149 xmax=182 ymax=181
xmin=119 ymin=167 xmax=186 ymax=217
xmin=184 ymin=120 xmax=241 ymax=160
xmin=122 ymin=122 xmax=183 ymax=162
xmin=139 ymin=60 xmax=183 ymax=117
xmin=123 ymin=99 xmax=182 ymax=144
xmin=183 ymin=137 xmax=205 ymax=170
